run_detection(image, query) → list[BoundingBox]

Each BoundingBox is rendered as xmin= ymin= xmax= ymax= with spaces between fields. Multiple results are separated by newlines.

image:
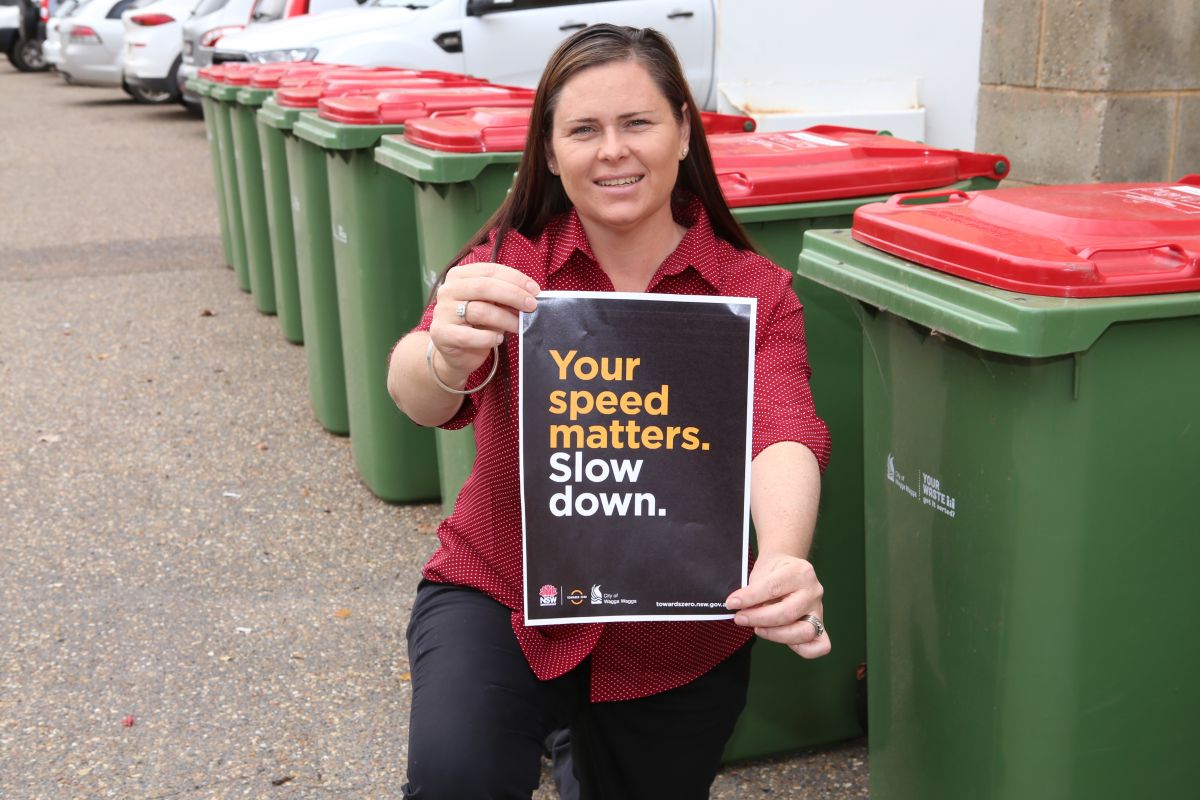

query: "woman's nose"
xmin=597 ymin=127 xmax=627 ymax=161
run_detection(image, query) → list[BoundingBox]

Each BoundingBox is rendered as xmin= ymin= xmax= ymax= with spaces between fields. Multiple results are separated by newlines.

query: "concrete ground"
xmin=0 ymin=65 xmax=869 ymax=798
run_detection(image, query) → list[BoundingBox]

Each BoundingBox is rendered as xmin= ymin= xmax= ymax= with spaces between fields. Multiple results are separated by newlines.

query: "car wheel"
xmin=10 ymin=35 xmax=49 ymax=72
xmin=129 ymin=84 xmax=175 ymax=105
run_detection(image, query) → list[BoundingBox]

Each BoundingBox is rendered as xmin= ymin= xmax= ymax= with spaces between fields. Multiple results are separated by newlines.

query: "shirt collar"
xmin=546 ymin=194 xmax=725 ymax=292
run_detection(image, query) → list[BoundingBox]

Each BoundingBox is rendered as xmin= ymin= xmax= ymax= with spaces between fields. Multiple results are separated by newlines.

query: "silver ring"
xmin=801 ymin=613 xmax=825 ymax=638
xmin=455 ymin=301 xmax=470 ymax=321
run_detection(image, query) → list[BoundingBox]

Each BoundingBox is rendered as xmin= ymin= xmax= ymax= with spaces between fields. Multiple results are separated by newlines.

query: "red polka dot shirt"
xmin=414 ymin=196 xmax=831 ymax=702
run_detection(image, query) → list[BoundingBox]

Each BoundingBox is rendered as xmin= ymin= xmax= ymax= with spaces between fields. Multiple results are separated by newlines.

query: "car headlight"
xmin=248 ymin=48 xmax=319 ymax=64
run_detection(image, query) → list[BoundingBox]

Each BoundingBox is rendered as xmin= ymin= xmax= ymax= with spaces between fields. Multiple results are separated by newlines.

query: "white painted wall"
xmin=714 ymin=0 xmax=986 ymax=150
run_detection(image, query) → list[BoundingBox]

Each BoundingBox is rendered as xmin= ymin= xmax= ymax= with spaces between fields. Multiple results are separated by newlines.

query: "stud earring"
xmin=680 ymin=146 xmax=689 ymax=159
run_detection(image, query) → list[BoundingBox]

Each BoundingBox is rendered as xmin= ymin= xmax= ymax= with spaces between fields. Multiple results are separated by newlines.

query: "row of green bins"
xmin=296 ymin=84 xmax=535 ymax=501
xmin=798 ymin=179 xmax=1200 ymax=799
xmin=215 ymin=66 xmax=460 ymax=325
xmin=704 ymin=126 xmax=1009 ymax=761
xmin=260 ymin=75 xmax=488 ymax=436
xmin=375 ymin=108 xmax=534 ymax=515
xmin=372 ymin=108 xmax=759 ymax=516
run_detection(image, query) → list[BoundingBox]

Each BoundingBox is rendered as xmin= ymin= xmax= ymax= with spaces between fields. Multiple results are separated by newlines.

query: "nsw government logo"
xmin=538 ymin=585 xmax=558 ymax=607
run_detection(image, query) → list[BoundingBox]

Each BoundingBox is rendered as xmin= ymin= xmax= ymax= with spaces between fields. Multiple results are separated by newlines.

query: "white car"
xmin=120 ymin=0 xmax=195 ymax=103
xmin=41 ymin=0 xmax=84 ymax=68
xmin=176 ymin=0 xmax=257 ymax=110
xmin=212 ymin=0 xmax=717 ymax=107
xmin=57 ymin=0 xmax=142 ymax=87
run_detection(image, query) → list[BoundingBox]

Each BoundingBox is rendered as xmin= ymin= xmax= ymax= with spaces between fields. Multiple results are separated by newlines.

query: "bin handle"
xmin=885 ymin=189 xmax=972 ymax=207
xmin=1072 ymin=242 xmax=1199 ymax=283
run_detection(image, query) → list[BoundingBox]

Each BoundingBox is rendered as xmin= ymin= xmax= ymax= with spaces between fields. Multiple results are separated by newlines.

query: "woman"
xmin=387 ymin=24 xmax=831 ymax=799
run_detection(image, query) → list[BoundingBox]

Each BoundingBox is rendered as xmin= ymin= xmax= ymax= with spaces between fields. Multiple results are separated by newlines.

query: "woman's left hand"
xmin=726 ymin=552 xmax=831 ymax=659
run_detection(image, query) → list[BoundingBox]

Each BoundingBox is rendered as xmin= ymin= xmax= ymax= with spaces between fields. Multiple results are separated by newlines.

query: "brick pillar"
xmin=977 ymin=0 xmax=1200 ymax=184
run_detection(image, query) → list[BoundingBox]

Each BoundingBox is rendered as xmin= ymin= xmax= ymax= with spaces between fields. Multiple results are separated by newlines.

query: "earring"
xmin=680 ymin=146 xmax=689 ymax=159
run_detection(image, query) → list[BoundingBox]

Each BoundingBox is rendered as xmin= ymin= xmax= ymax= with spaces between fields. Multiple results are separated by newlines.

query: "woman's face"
xmin=547 ymin=59 xmax=690 ymax=238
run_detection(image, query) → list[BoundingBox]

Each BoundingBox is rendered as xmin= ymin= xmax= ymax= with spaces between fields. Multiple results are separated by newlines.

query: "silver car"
xmin=177 ymin=0 xmax=253 ymax=110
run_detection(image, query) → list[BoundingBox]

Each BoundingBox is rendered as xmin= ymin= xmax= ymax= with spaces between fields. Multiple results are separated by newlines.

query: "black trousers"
xmin=403 ymin=581 xmax=752 ymax=800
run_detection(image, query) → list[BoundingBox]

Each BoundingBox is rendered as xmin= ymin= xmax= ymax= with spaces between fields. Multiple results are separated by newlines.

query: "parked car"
xmin=120 ymin=0 xmax=195 ymax=103
xmin=176 ymin=0 xmax=255 ymax=111
xmin=57 ymin=0 xmax=142 ymax=87
xmin=7 ymin=0 xmax=50 ymax=70
xmin=41 ymin=0 xmax=84 ymax=69
xmin=212 ymin=0 xmax=716 ymax=106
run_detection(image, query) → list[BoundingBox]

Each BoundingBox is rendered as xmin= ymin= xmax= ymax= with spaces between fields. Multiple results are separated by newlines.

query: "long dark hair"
xmin=437 ymin=24 xmax=756 ymax=280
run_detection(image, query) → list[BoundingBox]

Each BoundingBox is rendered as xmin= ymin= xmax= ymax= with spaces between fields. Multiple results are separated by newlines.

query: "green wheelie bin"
xmin=260 ymin=75 xmax=468 ymax=433
xmin=222 ymin=67 xmax=279 ymax=315
xmin=374 ymin=107 xmax=531 ymax=516
xmin=372 ymin=108 xmax=759 ymax=516
xmin=205 ymin=63 xmax=261 ymax=295
xmin=190 ymin=69 xmax=235 ymax=271
xmin=294 ymin=84 xmax=534 ymax=502
xmin=706 ymin=126 xmax=1009 ymax=761
xmin=798 ymin=179 xmax=1200 ymax=799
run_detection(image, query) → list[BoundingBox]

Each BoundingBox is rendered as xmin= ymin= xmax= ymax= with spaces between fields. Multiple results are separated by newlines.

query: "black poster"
xmin=519 ymin=292 xmax=755 ymax=624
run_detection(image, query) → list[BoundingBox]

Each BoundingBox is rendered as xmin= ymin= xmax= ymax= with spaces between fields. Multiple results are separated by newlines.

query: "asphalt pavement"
xmin=0 ymin=65 xmax=869 ymax=798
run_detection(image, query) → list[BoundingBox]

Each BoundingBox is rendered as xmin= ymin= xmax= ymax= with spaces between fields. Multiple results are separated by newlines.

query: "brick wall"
xmin=976 ymin=0 xmax=1200 ymax=184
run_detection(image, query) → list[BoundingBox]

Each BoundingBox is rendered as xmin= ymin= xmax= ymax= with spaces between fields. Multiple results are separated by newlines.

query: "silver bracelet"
xmin=426 ymin=338 xmax=500 ymax=396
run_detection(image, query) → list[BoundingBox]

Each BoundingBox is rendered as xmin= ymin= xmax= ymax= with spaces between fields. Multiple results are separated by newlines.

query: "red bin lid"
xmin=313 ymin=67 xmax=479 ymax=84
xmin=699 ymin=111 xmax=756 ymax=135
xmin=318 ymin=85 xmax=536 ymax=125
xmin=249 ymin=62 xmax=339 ymax=89
xmin=708 ymin=125 xmax=1009 ymax=207
xmin=208 ymin=63 xmax=259 ymax=84
xmin=401 ymin=107 xmax=532 ymax=152
xmin=275 ymin=76 xmax=484 ymax=109
xmin=850 ymin=177 xmax=1200 ymax=298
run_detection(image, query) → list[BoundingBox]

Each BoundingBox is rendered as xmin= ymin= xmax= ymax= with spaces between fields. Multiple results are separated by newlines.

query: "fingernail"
xmin=726 ymin=598 xmax=742 ymax=610
xmin=495 ymin=333 xmax=505 ymax=345
xmin=734 ymin=614 xmax=749 ymax=626
xmin=524 ymin=297 xmax=536 ymax=311
xmin=526 ymin=280 xmax=540 ymax=294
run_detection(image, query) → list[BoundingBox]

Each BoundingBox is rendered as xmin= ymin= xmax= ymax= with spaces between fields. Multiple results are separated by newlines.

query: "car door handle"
xmin=559 ymin=21 xmax=586 ymax=31
xmin=667 ymin=10 xmax=694 ymax=19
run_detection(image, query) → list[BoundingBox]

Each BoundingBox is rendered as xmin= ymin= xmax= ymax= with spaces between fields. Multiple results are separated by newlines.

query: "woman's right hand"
xmin=428 ymin=262 xmax=541 ymax=382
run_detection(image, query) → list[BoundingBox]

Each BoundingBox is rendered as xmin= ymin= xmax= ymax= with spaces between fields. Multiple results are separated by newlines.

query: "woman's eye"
xmin=569 ymin=125 xmax=595 ymax=136
xmin=627 ymin=119 xmax=650 ymax=128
